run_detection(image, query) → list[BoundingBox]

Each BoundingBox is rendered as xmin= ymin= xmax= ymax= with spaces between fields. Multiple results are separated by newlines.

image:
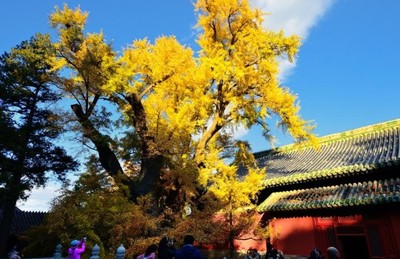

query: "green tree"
xmin=24 ymin=156 xmax=159 ymax=258
xmin=0 ymin=34 xmax=78 ymax=256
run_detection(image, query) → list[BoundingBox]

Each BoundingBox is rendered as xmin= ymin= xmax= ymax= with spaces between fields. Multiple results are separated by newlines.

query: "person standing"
xmin=158 ymin=237 xmax=177 ymax=259
xmin=137 ymin=244 xmax=157 ymax=259
xmin=68 ymin=238 xmax=86 ymax=259
xmin=327 ymin=247 xmax=340 ymax=259
xmin=266 ymin=245 xmax=282 ymax=259
xmin=175 ymin=235 xmax=204 ymax=259
xmin=7 ymin=246 xmax=21 ymax=259
xmin=245 ymin=248 xmax=261 ymax=259
xmin=308 ymin=247 xmax=324 ymax=259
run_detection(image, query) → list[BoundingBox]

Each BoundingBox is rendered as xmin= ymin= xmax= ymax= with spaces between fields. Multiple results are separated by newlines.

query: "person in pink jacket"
xmin=136 ymin=244 xmax=157 ymax=259
xmin=68 ymin=238 xmax=86 ymax=259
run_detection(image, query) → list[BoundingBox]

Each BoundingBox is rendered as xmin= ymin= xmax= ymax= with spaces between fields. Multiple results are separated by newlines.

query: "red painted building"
xmin=250 ymin=119 xmax=400 ymax=258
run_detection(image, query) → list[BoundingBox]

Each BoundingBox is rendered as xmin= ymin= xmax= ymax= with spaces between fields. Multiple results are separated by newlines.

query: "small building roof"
xmin=0 ymin=207 xmax=47 ymax=236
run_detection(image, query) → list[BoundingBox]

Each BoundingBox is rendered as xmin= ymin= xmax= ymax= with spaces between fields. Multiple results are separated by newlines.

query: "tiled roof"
xmin=0 ymin=208 xmax=47 ymax=236
xmin=257 ymin=178 xmax=400 ymax=212
xmin=254 ymin=119 xmax=400 ymax=187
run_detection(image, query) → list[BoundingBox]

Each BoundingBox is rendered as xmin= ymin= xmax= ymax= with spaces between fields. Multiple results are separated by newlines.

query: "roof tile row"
xmin=255 ymin=119 xmax=400 ymax=187
xmin=0 ymin=208 xmax=47 ymax=236
xmin=258 ymin=178 xmax=400 ymax=212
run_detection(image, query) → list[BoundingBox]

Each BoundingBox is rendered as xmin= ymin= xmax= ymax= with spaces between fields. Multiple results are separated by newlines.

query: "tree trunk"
xmin=133 ymin=154 xmax=164 ymax=197
xmin=125 ymin=94 xmax=164 ymax=199
xmin=0 ymin=181 xmax=20 ymax=257
xmin=71 ymin=104 xmax=127 ymax=180
xmin=229 ymin=210 xmax=235 ymax=259
xmin=71 ymin=100 xmax=169 ymax=201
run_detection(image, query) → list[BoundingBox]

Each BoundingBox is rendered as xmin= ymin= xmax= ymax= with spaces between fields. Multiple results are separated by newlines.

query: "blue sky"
xmin=1 ymin=0 xmax=399 ymax=211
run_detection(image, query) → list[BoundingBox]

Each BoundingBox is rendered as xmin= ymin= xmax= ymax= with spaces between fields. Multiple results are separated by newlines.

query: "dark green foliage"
xmin=24 ymin=157 xmax=132 ymax=258
xmin=0 ymin=34 xmax=78 ymax=256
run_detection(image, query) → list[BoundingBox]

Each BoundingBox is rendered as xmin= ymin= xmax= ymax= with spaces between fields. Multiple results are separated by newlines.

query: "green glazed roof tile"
xmin=257 ymin=177 xmax=400 ymax=212
xmin=248 ymin=119 xmax=400 ymax=187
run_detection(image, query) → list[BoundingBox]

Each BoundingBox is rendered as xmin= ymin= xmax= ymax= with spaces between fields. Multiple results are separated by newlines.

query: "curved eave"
xmin=263 ymin=159 xmax=400 ymax=188
xmin=257 ymin=178 xmax=400 ymax=213
xmin=257 ymin=196 xmax=400 ymax=213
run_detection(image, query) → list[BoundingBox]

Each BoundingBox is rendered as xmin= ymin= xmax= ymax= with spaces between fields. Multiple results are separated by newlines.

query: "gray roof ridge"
xmin=254 ymin=118 xmax=400 ymax=155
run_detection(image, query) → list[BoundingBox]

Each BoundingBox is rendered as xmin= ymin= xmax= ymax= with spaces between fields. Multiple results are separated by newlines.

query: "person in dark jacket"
xmin=158 ymin=236 xmax=177 ymax=259
xmin=175 ymin=235 xmax=204 ymax=259
xmin=308 ymin=247 xmax=324 ymax=259
xmin=327 ymin=247 xmax=340 ymax=259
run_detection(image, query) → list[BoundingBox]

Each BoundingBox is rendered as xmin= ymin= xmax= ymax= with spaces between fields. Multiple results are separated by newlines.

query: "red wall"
xmin=206 ymin=211 xmax=400 ymax=257
xmin=265 ymin=213 xmax=400 ymax=258
xmin=233 ymin=213 xmax=265 ymax=253
xmin=270 ymin=217 xmax=316 ymax=257
xmin=388 ymin=211 xmax=400 ymax=257
xmin=232 ymin=215 xmax=317 ymax=256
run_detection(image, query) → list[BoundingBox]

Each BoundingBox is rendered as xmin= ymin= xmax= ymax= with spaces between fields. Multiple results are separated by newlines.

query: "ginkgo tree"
xmin=204 ymin=141 xmax=266 ymax=258
xmin=48 ymin=0 xmax=315 ymax=215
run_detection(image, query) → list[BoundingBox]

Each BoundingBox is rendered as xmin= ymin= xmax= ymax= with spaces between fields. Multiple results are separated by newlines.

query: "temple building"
xmin=253 ymin=118 xmax=400 ymax=258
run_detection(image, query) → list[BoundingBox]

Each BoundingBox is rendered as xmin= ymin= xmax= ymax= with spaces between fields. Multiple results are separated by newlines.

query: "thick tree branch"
xmin=124 ymin=93 xmax=163 ymax=197
xmin=70 ymin=104 xmax=126 ymax=180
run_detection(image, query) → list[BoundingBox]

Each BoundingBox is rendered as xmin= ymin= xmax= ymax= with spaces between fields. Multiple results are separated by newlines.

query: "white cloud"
xmin=17 ymin=184 xmax=62 ymax=212
xmin=276 ymin=57 xmax=297 ymax=82
xmin=251 ymin=0 xmax=335 ymax=80
xmin=231 ymin=0 xmax=335 ymax=139
xmin=252 ymin=0 xmax=335 ymax=38
xmin=232 ymin=124 xmax=249 ymax=139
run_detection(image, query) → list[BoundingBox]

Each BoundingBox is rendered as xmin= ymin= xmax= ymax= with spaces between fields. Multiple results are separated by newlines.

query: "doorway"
xmin=338 ymin=235 xmax=370 ymax=258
